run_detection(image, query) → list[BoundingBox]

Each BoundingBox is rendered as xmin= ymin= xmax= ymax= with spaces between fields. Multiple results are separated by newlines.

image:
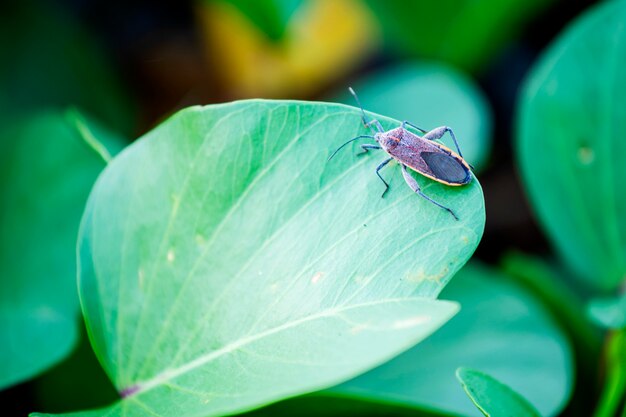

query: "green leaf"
xmin=589 ymin=293 xmax=626 ymax=329
xmin=33 ymin=101 xmax=484 ymax=416
xmin=457 ymin=368 xmax=542 ymax=417
xmin=0 ymin=1 xmax=134 ymax=132
xmin=0 ymin=111 xmax=124 ymax=389
xmin=365 ymin=0 xmax=556 ymax=72
xmin=333 ymin=62 xmax=492 ymax=170
xmin=330 ymin=262 xmax=572 ymax=417
xmin=516 ymin=0 xmax=626 ymax=291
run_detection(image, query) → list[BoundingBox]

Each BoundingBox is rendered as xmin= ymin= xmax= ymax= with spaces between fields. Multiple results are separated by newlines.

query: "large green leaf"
xmin=456 ymin=368 xmax=542 ymax=417
xmin=0 ymin=111 xmax=123 ymax=389
xmin=333 ymin=62 xmax=492 ymax=170
xmin=516 ymin=0 xmax=626 ymax=291
xmin=365 ymin=0 xmax=556 ymax=72
xmin=330 ymin=262 xmax=572 ymax=417
xmin=32 ymin=101 xmax=484 ymax=416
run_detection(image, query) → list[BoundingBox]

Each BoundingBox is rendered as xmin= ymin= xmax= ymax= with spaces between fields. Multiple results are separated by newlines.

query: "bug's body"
xmin=378 ymin=127 xmax=471 ymax=186
xmin=328 ymin=88 xmax=474 ymax=220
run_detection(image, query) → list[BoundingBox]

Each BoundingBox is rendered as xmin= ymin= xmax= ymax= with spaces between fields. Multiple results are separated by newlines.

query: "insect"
xmin=328 ymin=87 xmax=473 ymax=220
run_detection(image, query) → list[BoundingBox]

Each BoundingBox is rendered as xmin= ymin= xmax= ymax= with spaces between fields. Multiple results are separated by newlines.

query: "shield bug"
xmin=329 ymin=87 xmax=473 ymax=220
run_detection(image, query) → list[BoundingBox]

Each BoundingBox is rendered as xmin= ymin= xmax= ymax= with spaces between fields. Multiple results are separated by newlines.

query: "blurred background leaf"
xmin=196 ymin=0 xmax=380 ymax=98
xmin=500 ymin=251 xmax=602 ymax=415
xmin=210 ymin=0 xmax=305 ymax=41
xmin=516 ymin=0 xmax=626 ymax=291
xmin=365 ymin=0 xmax=558 ymax=73
xmin=589 ymin=294 xmax=626 ymax=329
xmin=331 ymin=62 xmax=492 ymax=170
xmin=0 ymin=1 xmax=135 ymax=133
xmin=0 ymin=110 xmax=124 ymax=390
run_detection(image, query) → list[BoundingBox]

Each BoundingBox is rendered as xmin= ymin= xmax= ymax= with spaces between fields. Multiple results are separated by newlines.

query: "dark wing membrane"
xmin=421 ymin=152 xmax=470 ymax=184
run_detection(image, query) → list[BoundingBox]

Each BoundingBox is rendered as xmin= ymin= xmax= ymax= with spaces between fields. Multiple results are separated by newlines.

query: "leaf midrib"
xmin=124 ymin=296 xmax=442 ymax=397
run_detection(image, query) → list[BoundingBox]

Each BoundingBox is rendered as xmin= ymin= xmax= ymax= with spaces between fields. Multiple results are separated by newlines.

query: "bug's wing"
xmin=421 ymin=152 xmax=470 ymax=184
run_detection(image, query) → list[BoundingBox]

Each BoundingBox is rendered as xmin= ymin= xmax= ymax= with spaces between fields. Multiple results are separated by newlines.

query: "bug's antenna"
xmin=349 ymin=87 xmax=384 ymax=133
xmin=328 ymin=135 xmax=375 ymax=161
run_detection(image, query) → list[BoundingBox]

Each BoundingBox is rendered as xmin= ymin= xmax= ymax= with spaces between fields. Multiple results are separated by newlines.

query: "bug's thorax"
xmin=375 ymin=127 xmax=406 ymax=152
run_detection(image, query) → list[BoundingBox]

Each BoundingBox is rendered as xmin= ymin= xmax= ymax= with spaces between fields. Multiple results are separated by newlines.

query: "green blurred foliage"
xmin=0 ymin=110 xmax=124 ymax=389
xmin=592 ymin=330 xmax=626 ymax=417
xmin=0 ymin=1 xmax=135 ymax=133
xmin=589 ymin=294 xmax=626 ymax=329
xmin=212 ymin=0 xmax=305 ymax=41
xmin=517 ymin=0 xmax=626 ymax=291
xmin=364 ymin=0 xmax=557 ymax=72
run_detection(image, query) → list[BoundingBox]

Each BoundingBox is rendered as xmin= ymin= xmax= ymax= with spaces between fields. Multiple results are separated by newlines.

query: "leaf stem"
xmin=593 ymin=330 xmax=626 ymax=417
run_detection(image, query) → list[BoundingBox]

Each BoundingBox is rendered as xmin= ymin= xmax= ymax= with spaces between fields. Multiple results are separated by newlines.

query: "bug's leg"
xmin=402 ymin=121 xmax=428 ymax=134
xmin=423 ymin=126 xmax=475 ymax=170
xmin=423 ymin=126 xmax=465 ymax=159
xmin=357 ymin=144 xmax=382 ymax=155
xmin=401 ymin=165 xmax=458 ymax=220
xmin=376 ymin=157 xmax=393 ymax=198
xmin=364 ymin=119 xmax=385 ymax=134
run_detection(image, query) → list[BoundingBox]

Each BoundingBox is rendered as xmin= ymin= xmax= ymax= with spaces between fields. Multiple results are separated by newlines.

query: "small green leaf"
xmin=333 ymin=62 xmax=492 ymax=170
xmin=330 ymin=262 xmax=572 ymax=417
xmin=589 ymin=293 xmax=626 ymax=329
xmin=516 ymin=0 xmax=626 ymax=290
xmin=456 ymin=368 xmax=542 ymax=417
xmin=33 ymin=101 xmax=484 ymax=416
xmin=0 ymin=111 xmax=124 ymax=389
